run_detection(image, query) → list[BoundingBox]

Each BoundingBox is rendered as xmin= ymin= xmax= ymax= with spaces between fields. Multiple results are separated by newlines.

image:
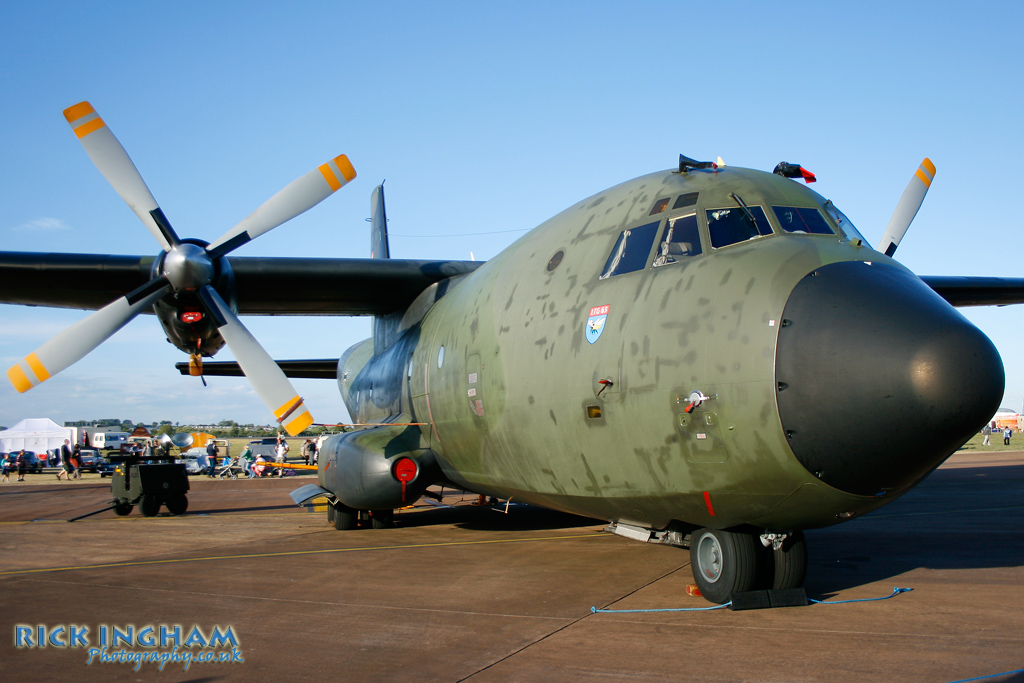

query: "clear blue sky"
xmin=2 ymin=2 xmax=1022 ymax=428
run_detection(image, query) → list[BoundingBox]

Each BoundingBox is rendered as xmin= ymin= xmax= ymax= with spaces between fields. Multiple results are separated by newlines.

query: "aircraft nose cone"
xmin=775 ymin=261 xmax=1004 ymax=496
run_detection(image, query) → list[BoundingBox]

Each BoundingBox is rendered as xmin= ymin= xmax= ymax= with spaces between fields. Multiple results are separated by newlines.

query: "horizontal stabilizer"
xmin=175 ymin=359 xmax=338 ymax=379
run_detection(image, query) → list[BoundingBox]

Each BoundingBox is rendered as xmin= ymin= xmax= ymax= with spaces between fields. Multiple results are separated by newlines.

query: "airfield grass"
xmin=957 ymin=432 xmax=1022 ymax=452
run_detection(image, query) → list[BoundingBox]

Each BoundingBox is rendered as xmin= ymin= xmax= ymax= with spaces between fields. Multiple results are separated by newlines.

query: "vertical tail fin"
xmin=370 ymin=183 xmax=398 ymax=354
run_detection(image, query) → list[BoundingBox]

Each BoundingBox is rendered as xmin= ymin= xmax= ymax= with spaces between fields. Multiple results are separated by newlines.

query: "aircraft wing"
xmin=919 ymin=275 xmax=1024 ymax=307
xmin=0 ymin=252 xmax=481 ymax=315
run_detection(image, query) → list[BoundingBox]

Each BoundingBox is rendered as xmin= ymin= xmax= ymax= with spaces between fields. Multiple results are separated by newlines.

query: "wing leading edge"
xmin=0 ymin=252 xmax=481 ymax=316
xmin=920 ymin=275 xmax=1024 ymax=307
xmin=3 ymin=252 xmax=1019 ymax=318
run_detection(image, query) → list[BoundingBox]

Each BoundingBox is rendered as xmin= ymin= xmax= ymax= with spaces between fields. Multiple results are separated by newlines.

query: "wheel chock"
xmin=685 ymin=584 xmax=702 ymax=597
xmin=728 ymin=588 xmax=808 ymax=610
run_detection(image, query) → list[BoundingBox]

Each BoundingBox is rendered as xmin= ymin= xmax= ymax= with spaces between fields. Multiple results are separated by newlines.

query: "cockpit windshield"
xmin=706 ymin=206 xmax=772 ymax=248
xmin=772 ymin=206 xmax=835 ymax=235
xmin=823 ymin=200 xmax=869 ymax=244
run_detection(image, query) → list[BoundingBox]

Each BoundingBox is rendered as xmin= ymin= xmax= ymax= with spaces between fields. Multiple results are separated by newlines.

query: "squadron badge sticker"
xmin=586 ymin=305 xmax=610 ymax=344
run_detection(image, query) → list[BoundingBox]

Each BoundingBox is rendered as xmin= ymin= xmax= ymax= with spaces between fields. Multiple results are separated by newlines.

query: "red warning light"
xmin=393 ymin=458 xmax=418 ymax=502
xmin=180 ymin=311 xmax=203 ymax=323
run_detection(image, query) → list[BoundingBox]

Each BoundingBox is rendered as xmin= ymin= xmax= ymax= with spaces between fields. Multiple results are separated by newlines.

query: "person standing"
xmin=982 ymin=423 xmax=992 ymax=446
xmin=1 ymin=453 xmax=10 ymax=482
xmin=1004 ymin=427 xmax=1012 ymax=446
xmin=57 ymin=439 xmax=73 ymax=480
xmin=206 ymin=440 xmax=219 ymax=477
xmin=16 ymin=450 xmax=28 ymax=481
xmin=275 ymin=438 xmax=289 ymax=476
xmin=239 ymin=446 xmax=254 ymax=478
xmin=70 ymin=444 xmax=81 ymax=479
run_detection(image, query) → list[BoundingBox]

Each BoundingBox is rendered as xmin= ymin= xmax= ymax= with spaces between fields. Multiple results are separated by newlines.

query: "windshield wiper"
xmin=729 ymin=193 xmax=759 ymax=232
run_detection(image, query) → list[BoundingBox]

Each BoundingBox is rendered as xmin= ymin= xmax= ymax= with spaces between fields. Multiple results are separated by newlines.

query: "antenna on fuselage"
xmin=370 ymin=181 xmax=390 ymax=259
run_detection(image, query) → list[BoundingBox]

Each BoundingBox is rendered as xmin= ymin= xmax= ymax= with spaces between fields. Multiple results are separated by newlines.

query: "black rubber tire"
xmin=333 ymin=503 xmax=358 ymax=530
xmin=769 ymin=530 xmax=808 ymax=590
xmin=113 ymin=501 xmax=133 ymax=517
xmin=327 ymin=503 xmax=336 ymax=525
xmin=690 ymin=528 xmax=760 ymax=604
xmin=139 ymin=494 xmax=161 ymax=518
xmin=370 ymin=509 xmax=394 ymax=529
xmin=165 ymin=494 xmax=189 ymax=516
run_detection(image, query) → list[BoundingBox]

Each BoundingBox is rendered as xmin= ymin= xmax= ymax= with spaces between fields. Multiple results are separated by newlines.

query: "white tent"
xmin=0 ymin=418 xmax=72 ymax=454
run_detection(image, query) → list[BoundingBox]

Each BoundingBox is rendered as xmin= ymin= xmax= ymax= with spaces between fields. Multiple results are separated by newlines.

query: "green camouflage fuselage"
xmin=336 ymin=166 xmax=981 ymax=531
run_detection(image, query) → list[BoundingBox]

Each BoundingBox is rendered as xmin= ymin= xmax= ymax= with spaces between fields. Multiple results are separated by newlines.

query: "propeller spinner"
xmin=6 ymin=101 xmax=356 ymax=436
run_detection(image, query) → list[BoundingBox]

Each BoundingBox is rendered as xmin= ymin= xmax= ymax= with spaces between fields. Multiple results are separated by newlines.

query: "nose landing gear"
xmin=689 ymin=528 xmax=807 ymax=604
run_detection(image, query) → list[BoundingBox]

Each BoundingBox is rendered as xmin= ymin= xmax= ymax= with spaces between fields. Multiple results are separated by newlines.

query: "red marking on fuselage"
xmin=703 ymin=491 xmax=716 ymax=516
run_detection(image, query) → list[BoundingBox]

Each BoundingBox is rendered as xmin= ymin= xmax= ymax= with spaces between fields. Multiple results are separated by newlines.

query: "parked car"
xmin=77 ymin=448 xmax=101 ymax=472
xmin=15 ymin=451 xmax=43 ymax=474
xmin=180 ymin=449 xmax=209 ymax=475
xmin=247 ymin=438 xmax=282 ymax=459
xmin=97 ymin=458 xmax=118 ymax=478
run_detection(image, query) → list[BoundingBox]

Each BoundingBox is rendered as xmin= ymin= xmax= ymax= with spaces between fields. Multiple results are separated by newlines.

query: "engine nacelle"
xmin=320 ymin=426 xmax=439 ymax=510
xmin=151 ymin=246 xmax=237 ymax=357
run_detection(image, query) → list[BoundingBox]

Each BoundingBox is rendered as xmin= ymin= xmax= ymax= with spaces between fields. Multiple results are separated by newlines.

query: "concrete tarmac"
xmin=1 ymin=452 xmax=1022 ymax=682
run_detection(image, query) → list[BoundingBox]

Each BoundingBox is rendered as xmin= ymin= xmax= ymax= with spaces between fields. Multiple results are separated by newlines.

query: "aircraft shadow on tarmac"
xmin=393 ymin=463 xmax=1023 ymax=598
xmin=395 ymin=502 xmax=602 ymax=532
xmin=804 ymin=462 xmax=1024 ymax=597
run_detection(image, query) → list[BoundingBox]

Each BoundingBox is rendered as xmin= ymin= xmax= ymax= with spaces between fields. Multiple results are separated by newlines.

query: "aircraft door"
xmin=409 ymin=292 xmax=456 ymax=452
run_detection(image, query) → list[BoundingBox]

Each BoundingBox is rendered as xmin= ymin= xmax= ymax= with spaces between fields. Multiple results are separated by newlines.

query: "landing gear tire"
xmin=370 ymin=509 xmax=394 ymax=529
xmin=139 ymin=494 xmax=161 ymax=518
xmin=327 ymin=503 xmax=336 ymax=525
xmin=113 ymin=501 xmax=133 ymax=516
xmin=767 ymin=530 xmax=807 ymax=590
xmin=690 ymin=527 xmax=760 ymax=604
xmin=165 ymin=494 xmax=188 ymax=516
xmin=333 ymin=503 xmax=358 ymax=530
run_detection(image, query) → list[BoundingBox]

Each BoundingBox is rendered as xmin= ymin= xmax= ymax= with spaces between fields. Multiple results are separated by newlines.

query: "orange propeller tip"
xmin=7 ymin=365 xmax=34 ymax=393
xmin=63 ymin=101 xmax=95 ymax=124
xmin=335 ymin=154 xmax=356 ymax=183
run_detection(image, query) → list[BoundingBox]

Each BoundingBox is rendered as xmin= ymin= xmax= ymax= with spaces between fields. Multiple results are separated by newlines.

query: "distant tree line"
xmin=66 ymin=418 xmax=340 ymax=439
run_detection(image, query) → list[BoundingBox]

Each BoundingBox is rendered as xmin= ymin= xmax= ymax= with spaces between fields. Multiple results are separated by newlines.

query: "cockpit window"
xmin=649 ymin=198 xmax=670 ymax=215
xmin=772 ymin=206 xmax=835 ymax=235
xmin=673 ymin=192 xmax=699 ymax=210
xmin=706 ymin=206 xmax=772 ymax=248
xmin=823 ymin=200 xmax=869 ymax=244
xmin=599 ymin=220 xmax=660 ymax=279
xmin=653 ymin=214 xmax=702 ymax=267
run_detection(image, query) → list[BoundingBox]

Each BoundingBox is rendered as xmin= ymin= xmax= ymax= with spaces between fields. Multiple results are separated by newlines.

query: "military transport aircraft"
xmin=3 ymin=102 xmax=1022 ymax=603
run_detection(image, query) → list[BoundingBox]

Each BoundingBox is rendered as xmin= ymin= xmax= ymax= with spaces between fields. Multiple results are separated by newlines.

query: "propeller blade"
xmin=206 ymin=155 xmax=356 ymax=259
xmin=877 ymin=158 xmax=935 ymax=257
xmin=197 ymin=286 xmax=314 ymax=436
xmin=63 ymin=102 xmax=179 ymax=251
xmin=6 ymin=277 xmax=170 ymax=393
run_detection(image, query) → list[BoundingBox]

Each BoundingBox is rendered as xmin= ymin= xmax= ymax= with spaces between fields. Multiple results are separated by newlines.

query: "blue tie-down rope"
xmin=808 ymin=586 xmax=912 ymax=605
xmin=590 ymin=586 xmax=912 ymax=613
xmin=946 ymin=668 xmax=1024 ymax=683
